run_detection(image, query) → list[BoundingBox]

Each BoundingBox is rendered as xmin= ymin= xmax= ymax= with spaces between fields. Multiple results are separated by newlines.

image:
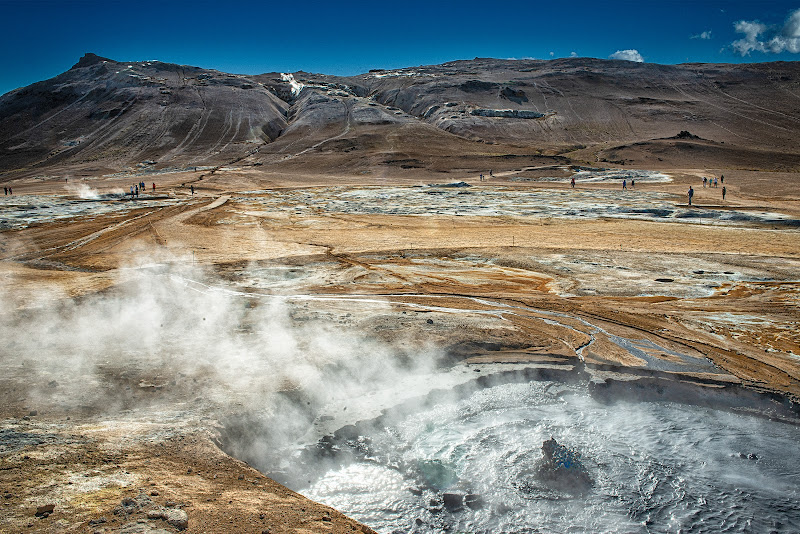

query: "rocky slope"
xmin=3 ymin=54 xmax=800 ymax=179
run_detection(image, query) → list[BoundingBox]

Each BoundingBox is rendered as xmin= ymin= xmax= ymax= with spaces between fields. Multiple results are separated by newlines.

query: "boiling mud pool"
xmin=241 ymin=186 xmax=799 ymax=228
xmin=0 ymin=194 xmax=180 ymax=229
xmin=299 ymin=381 xmax=800 ymax=533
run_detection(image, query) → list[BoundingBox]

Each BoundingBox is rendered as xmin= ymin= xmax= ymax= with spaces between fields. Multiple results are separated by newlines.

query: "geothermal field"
xmin=1 ymin=55 xmax=800 ymax=533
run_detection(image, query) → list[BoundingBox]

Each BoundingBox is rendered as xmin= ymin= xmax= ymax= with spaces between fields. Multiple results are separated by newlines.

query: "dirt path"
xmin=1 ymin=168 xmax=799 ymax=533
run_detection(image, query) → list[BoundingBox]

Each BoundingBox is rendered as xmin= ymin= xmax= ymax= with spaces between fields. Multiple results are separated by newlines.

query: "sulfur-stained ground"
xmin=1 ymin=164 xmax=798 ymax=532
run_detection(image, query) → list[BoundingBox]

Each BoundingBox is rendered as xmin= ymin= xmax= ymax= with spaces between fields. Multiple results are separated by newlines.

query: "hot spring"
xmin=237 ymin=373 xmax=800 ymax=533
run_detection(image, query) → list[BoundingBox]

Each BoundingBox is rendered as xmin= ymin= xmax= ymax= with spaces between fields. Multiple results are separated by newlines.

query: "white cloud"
xmin=549 ymin=51 xmax=555 ymax=57
xmin=732 ymin=20 xmax=769 ymax=55
xmin=691 ymin=30 xmax=713 ymax=40
xmin=732 ymin=8 xmax=800 ymax=55
xmin=570 ymin=51 xmax=578 ymax=57
xmin=609 ymin=49 xmax=644 ymax=62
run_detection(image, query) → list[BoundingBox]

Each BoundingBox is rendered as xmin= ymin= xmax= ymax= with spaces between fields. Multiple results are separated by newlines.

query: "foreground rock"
xmin=535 ymin=438 xmax=593 ymax=494
xmin=0 ymin=421 xmax=377 ymax=534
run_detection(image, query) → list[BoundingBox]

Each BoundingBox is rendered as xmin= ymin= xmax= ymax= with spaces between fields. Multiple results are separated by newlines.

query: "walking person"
xmin=570 ymin=177 xmax=575 ymax=188
xmin=622 ymin=179 xmax=627 ymax=190
xmin=722 ymin=186 xmax=726 ymax=200
xmin=190 ymin=185 xmax=194 ymax=195
xmin=688 ymin=186 xmax=694 ymax=205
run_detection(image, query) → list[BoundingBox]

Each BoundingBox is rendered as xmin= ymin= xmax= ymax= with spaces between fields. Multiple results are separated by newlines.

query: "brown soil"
xmin=1 ymin=163 xmax=799 ymax=533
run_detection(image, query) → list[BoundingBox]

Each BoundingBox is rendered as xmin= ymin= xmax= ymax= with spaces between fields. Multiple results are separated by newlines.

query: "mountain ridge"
xmin=2 ymin=54 xmax=800 ymax=179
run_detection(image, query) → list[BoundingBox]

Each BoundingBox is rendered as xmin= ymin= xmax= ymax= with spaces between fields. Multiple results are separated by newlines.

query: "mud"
xmin=1 ymin=164 xmax=798 ymax=533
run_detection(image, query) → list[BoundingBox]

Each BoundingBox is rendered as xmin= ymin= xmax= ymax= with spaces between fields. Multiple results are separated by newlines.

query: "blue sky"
xmin=1 ymin=0 xmax=800 ymax=96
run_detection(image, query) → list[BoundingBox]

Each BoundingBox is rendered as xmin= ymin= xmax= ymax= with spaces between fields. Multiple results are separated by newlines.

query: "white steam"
xmin=65 ymin=182 xmax=101 ymax=199
xmin=1 ymin=258 xmax=441 ymax=421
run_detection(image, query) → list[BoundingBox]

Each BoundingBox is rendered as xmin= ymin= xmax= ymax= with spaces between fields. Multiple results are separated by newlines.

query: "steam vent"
xmin=2 ymin=51 xmax=800 ymax=533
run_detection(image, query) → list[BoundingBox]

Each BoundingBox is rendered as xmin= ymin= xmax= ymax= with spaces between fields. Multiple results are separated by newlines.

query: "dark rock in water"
xmin=655 ymin=278 xmax=674 ymax=283
xmin=427 ymin=497 xmax=443 ymax=513
xmin=464 ymin=493 xmax=484 ymax=510
xmin=442 ymin=492 xmax=464 ymax=511
xmin=534 ymin=438 xmax=593 ymax=494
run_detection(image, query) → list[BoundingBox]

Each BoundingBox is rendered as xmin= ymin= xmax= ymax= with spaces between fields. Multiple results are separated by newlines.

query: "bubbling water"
xmin=298 ymin=381 xmax=800 ymax=533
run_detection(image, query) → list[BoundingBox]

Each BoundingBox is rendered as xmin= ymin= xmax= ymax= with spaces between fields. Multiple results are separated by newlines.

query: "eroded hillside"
xmin=3 ymin=54 xmax=800 ymax=180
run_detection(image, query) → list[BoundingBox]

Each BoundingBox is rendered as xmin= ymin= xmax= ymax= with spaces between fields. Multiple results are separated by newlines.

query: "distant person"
xmin=713 ymin=177 xmax=718 ymax=188
xmin=489 ymin=170 xmax=493 ymax=177
xmin=130 ymin=186 xmax=134 ymax=197
xmin=152 ymin=182 xmax=156 ymax=192
xmin=722 ymin=186 xmax=726 ymax=200
xmin=479 ymin=173 xmax=483 ymax=181
xmin=7 ymin=187 xmax=11 ymax=195
xmin=190 ymin=185 xmax=194 ymax=195
xmin=631 ymin=179 xmax=635 ymax=189
xmin=135 ymin=184 xmax=139 ymax=197
xmin=688 ymin=186 xmax=694 ymax=205
xmin=570 ymin=177 xmax=575 ymax=188
xmin=3 ymin=187 xmax=6 ymax=195
xmin=622 ymin=179 xmax=627 ymax=190
xmin=703 ymin=177 xmax=707 ymax=188
xmin=720 ymin=174 xmax=724 ymax=184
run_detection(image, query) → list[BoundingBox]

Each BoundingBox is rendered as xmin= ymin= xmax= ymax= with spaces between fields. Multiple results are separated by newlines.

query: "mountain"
xmin=2 ymin=53 xmax=800 ymax=178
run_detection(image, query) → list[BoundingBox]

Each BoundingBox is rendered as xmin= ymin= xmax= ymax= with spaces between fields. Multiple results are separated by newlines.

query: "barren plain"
xmin=1 ymin=55 xmax=799 ymax=533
